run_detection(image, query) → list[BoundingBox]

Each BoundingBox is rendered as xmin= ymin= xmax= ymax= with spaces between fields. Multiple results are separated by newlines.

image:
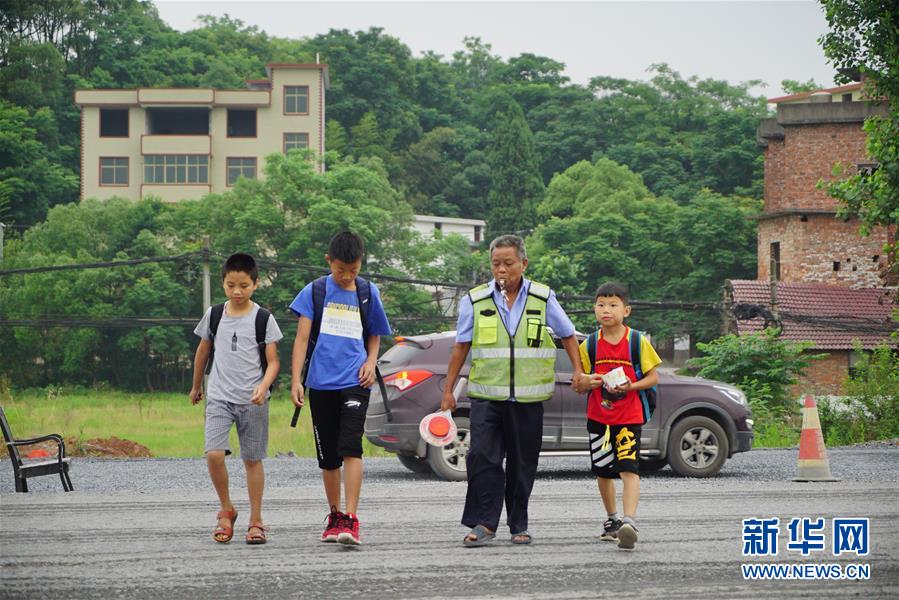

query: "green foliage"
xmin=486 ymin=98 xmax=544 ymax=237
xmin=527 ymin=159 xmax=758 ymax=340
xmin=818 ymin=343 xmax=899 ymax=445
xmin=818 ymin=0 xmax=899 ymax=264
xmin=687 ymin=329 xmax=825 ymax=417
xmin=0 ymin=100 xmax=79 ymax=227
xmin=0 ymin=153 xmax=474 ymax=389
xmin=780 ymin=78 xmax=824 ymax=94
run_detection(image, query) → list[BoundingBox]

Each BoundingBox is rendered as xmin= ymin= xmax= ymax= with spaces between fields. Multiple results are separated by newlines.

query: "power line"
xmin=0 ymin=252 xmax=201 ymax=276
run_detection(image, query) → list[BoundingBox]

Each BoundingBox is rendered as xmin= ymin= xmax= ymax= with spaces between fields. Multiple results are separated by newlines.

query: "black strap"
xmin=204 ymin=303 xmax=226 ymax=375
xmin=586 ymin=330 xmax=598 ymax=374
xmin=255 ymin=307 xmax=272 ymax=388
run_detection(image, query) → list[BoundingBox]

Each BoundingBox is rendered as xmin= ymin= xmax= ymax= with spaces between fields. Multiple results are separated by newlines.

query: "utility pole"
xmin=202 ymin=236 xmax=211 ymax=312
xmin=0 ymin=223 xmax=5 ymax=263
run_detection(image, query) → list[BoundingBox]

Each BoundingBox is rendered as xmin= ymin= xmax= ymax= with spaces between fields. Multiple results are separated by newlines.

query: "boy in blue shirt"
xmin=289 ymin=231 xmax=391 ymax=545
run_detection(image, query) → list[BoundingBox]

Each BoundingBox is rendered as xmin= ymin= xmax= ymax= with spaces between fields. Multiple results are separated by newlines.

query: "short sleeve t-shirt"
xmin=289 ymin=276 xmax=391 ymax=390
xmin=578 ymin=326 xmax=661 ymax=425
xmin=194 ymin=302 xmax=283 ymax=404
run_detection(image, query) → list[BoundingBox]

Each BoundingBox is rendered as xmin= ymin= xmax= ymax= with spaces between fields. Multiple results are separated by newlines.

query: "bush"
xmin=687 ymin=328 xmax=825 ymax=418
xmin=818 ymin=343 xmax=899 ymax=445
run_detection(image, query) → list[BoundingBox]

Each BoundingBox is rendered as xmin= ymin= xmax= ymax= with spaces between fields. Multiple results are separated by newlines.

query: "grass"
xmin=2 ymin=387 xmax=390 ymax=458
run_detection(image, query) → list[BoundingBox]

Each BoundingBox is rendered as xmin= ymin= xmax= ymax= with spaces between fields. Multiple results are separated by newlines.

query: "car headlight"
xmin=713 ymin=385 xmax=747 ymax=407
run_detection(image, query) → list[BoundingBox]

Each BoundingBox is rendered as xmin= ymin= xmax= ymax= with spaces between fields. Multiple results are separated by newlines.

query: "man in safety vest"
xmin=441 ymin=234 xmax=584 ymax=546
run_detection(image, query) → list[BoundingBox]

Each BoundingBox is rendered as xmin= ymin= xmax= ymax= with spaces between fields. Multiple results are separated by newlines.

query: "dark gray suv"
xmin=365 ymin=332 xmax=753 ymax=480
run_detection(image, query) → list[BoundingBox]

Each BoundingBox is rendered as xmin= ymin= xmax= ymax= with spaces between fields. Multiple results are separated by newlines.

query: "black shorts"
xmin=309 ymin=386 xmax=370 ymax=470
xmin=588 ymin=419 xmax=642 ymax=478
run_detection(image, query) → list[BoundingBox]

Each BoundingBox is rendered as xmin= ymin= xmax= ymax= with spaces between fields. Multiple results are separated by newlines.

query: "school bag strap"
xmin=204 ymin=303 xmax=226 ymax=375
xmin=255 ymin=307 xmax=272 ymax=388
xmin=586 ymin=330 xmax=599 ymax=374
xmin=628 ymin=328 xmax=658 ymax=421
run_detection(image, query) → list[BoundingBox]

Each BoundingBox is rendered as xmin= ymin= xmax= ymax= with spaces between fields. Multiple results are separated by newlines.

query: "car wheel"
xmin=397 ymin=454 xmax=432 ymax=474
xmin=667 ymin=415 xmax=729 ymax=477
xmin=639 ymin=458 xmax=667 ymax=473
xmin=427 ymin=416 xmax=470 ymax=482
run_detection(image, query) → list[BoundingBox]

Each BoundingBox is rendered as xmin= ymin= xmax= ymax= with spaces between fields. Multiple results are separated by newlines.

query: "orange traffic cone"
xmin=793 ymin=395 xmax=839 ymax=482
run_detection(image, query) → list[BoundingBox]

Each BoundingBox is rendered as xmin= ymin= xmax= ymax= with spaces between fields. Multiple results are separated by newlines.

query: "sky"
xmin=152 ymin=0 xmax=837 ymax=98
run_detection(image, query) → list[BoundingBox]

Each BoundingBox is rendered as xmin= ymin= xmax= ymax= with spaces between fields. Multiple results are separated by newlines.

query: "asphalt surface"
xmin=1 ymin=446 xmax=897 ymax=599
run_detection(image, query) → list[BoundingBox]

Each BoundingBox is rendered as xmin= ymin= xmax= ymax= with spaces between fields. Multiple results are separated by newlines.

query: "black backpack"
xmin=585 ymin=327 xmax=658 ymax=422
xmin=205 ymin=303 xmax=273 ymax=389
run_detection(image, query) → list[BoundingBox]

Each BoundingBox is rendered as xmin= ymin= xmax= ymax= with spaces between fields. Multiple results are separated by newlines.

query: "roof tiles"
xmin=729 ymin=280 xmax=896 ymax=350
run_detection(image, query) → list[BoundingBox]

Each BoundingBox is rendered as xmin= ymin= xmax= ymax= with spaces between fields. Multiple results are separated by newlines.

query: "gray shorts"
xmin=204 ymin=398 xmax=269 ymax=461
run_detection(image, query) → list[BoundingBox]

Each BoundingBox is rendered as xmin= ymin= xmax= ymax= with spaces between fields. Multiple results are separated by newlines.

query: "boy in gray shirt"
xmin=190 ymin=253 xmax=282 ymax=545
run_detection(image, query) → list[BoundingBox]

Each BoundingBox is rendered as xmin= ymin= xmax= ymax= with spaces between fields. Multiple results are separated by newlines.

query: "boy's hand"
xmin=358 ymin=359 xmax=377 ymax=388
xmin=250 ymin=384 xmax=267 ymax=405
xmin=189 ymin=386 xmax=203 ymax=405
xmin=290 ymin=382 xmax=305 ymax=408
xmin=608 ymin=378 xmax=632 ymax=395
xmin=440 ymin=390 xmax=456 ymax=413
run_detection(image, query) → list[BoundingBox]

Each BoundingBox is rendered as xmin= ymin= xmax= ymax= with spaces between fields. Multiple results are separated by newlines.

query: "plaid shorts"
xmin=204 ymin=398 xmax=269 ymax=461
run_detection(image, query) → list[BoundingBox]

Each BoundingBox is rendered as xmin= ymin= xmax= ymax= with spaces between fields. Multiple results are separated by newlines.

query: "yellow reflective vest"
xmin=468 ymin=280 xmax=556 ymax=402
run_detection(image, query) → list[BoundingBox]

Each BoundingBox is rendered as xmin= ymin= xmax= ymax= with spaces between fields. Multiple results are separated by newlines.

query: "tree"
xmin=0 ymin=100 xmax=78 ymax=227
xmin=486 ymin=98 xmax=544 ymax=238
xmin=781 ymin=78 xmax=824 ymax=94
xmin=818 ymin=0 xmax=899 ymax=263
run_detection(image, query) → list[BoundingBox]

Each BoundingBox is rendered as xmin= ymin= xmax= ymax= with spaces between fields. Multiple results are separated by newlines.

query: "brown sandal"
xmin=246 ymin=523 xmax=268 ymax=545
xmin=213 ymin=509 xmax=238 ymax=543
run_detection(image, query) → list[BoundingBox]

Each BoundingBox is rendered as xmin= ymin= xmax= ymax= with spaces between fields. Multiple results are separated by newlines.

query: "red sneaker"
xmin=321 ymin=506 xmax=343 ymax=543
xmin=337 ymin=513 xmax=361 ymax=545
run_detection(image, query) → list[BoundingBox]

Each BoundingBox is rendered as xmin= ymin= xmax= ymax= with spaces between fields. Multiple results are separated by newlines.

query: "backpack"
xmin=205 ymin=303 xmax=273 ymax=390
xmin=586 ymin=327 xmax=658 ymax=422
xmin=299 ymin=275 xmax=388 ymax=412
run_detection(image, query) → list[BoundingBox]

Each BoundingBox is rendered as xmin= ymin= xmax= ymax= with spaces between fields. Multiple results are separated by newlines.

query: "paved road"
xmin=2 ymin=447 xmax=897 ymax=599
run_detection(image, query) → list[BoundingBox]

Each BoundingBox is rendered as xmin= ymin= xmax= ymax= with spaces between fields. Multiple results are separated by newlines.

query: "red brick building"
xmin=727 ymin=83 xmax=896 ymax=395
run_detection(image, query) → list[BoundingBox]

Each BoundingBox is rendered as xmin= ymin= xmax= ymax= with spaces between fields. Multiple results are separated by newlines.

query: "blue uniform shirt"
xmin=455 ymin=278 xmax=575 ymax=343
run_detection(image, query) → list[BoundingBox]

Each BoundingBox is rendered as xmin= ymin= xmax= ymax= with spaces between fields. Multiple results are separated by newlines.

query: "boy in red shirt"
xmin=574 ymin=282 xmax=661 ymax=550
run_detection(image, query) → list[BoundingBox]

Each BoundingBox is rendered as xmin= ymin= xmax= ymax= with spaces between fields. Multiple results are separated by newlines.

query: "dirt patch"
xmin=69 ymin=436 xmax=154 ymax=458
xmin=2 ymin=436 xmax=153 ymax=459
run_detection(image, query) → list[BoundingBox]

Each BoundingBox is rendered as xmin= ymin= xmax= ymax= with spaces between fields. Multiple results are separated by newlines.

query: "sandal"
xmin=463 ymin=524 xmax=496 ymax=547
xmin=246 ymin=523 xmax=269 ymax=545
xmin=213 ymin=509 xmax=238 ymax=544
xmin=511 ymin=531 xmax=533 ymax=545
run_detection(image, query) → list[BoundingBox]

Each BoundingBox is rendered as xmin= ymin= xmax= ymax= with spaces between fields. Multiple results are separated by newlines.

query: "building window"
xmin=474 ymin=225 xmax=482 ymax=243
xmin=100 ymin=109 xmax=129 ymax=137
xmin=857 ymin=162 xmax=878 ymax=176
xmin=833 ymin=261 xmax=841 ymax=272
xmin=100 ymin=157 xmax=128 ymax=185
xmin=769 ymin=242 xmax=780 ymax=282
xmin=144 ymin=155 xmax=208 ymax=184
xmin=842 ymin=93 xmax=853 ymax=102
xmin=146 ymin=108 xmax=209 ymax=135
xmin=284 ymin=132 xmax=309 ymax=153
xmin=284 ymin=86 xmax=309 ymax=114
xmin=227 ymin=157 xmax=257 ymax=186
xmin=227 ymin=109 xmax=256 ymax=137
xmin=848 ymin=350 xmax=866 ymax=378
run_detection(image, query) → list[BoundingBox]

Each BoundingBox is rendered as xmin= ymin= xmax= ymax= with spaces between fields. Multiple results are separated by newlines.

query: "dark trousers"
xmin=462 ymin=398 xmax=544 ymax=534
